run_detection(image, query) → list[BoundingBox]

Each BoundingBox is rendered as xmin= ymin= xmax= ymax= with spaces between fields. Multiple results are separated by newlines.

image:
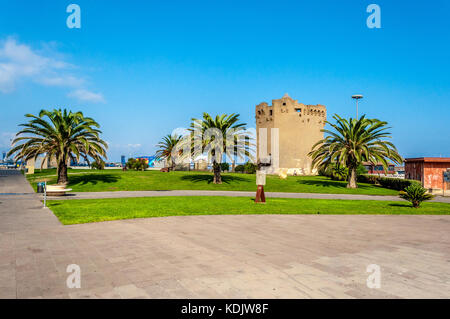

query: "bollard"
xmin=255 ymin=171 xmax=266 ymax=203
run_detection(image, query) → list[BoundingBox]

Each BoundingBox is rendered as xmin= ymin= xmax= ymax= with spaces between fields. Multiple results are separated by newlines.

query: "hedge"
xmin=358 ymin=174 xmax=420 ymax=191
xmin=234 ymin=162 xmax=257 ymax=174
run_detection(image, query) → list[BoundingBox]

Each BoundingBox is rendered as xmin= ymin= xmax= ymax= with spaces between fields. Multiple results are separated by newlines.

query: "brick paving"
xmin=0 ymin=170 xmax=449 ymax=298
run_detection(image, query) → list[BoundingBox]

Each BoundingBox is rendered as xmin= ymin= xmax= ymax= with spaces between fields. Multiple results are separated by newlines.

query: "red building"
xmin=404 ymin=157 xmax=450 ymax=193
xmin=362 ymin=162 xmax=395 ymax=175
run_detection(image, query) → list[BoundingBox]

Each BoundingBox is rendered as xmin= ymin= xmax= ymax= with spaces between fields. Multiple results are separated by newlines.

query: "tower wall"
xmin=255 ymin=94 xmax=326 ymax=175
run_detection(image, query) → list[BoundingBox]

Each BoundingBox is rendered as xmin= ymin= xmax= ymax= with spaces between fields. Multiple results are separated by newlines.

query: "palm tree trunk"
xmin=213 ymin=161 xmax=222 ymax=184
xmin=57 ymin=160 xmax=68 ymax=185
xmin=347 ymin=166 xmax=358 ymax=189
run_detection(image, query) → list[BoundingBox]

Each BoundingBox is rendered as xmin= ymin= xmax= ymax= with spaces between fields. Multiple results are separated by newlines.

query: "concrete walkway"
xmin=0 ymin=170 xmax=61 ymax=232
xmin=49 ymin=189 xmax=450 ymax=203
xmin=1 ymin=170 xmax=449 ymax=299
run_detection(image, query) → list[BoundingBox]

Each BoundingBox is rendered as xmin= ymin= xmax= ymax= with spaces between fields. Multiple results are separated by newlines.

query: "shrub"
xmin=319 ymin=163 xmax=365 ymax=181
xmin=91 ymin=160 xmax=105 ymax=170
xmin=356 ymin=164 xmax=368 ymax=176
xmin=318 ymin=167 xmax=328 ymax=177
xmin=220 ymin=163 xmax=230 ymax=172
xmin=243 ymin=162 xmax=257 ymax=174
xmin=234 ymin=162 xmax=256 ymax=174
xmin=235 ymin=164 xmax=244 ymax=173
xmin=399 ymin=183 xmax=434 ymax=208
xmin=126 ymin=158 xmax=136 ymax=170
xmin=357 ymin=174 xmax=380 ymax=185
xmin=358 ymin=175 xmax=420 ymax=191
xmin=378 ymin=177 xmax=420 ymax=190
xmin=126 ymin=158 xmax=148 ymax=171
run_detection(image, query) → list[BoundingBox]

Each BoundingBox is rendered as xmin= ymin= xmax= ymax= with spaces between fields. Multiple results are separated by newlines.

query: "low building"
xmin=394 ymin=166 xmax=405 ymax=175
xmin=405 ymin=157 xmax=450 ymax=194
xmin=26 ymin=156 xmax=53 ymax=169
xmin=362 ymin=162 xmax=395 ymax=175
xmin=193 ymin=159 xmax=208 ymax=171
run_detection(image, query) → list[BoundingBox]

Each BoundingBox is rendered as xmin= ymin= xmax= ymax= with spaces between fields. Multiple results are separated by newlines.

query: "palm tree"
xmin=155 ymin=134 xmax=183 ymax=171
xmin=7 ymin=109 xmax=107 ymax=184
xmin=186 ymin=113 xmax=254 ymax=184
xmin=399 ymin=183 xmax=434 ymax=208
xmin=309 ymin=114 xmax=403 ymax=189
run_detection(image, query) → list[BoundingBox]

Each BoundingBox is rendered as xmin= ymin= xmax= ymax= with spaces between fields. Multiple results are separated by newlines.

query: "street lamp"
xmin=351 ymin=94 xmax=363 ymax=119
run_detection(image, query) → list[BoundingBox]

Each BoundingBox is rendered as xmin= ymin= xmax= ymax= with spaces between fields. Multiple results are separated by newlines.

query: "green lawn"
xmin=47 ymin=196 xmax=450 ymax=225
xmin=27 ymin=168 xmax=398 ymax=195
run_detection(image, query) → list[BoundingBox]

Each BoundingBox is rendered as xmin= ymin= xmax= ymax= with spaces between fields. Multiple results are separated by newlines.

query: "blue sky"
xmin=0 ymin=0 xmax=449 ymax=161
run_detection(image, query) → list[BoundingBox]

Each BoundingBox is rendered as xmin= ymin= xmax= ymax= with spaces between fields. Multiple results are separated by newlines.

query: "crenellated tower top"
xmin=255 ymin=94 xmax=326 ymax=127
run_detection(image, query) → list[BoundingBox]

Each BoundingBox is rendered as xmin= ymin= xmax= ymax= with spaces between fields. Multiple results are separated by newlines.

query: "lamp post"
xmin=351 ymin=94 xmax=363 ymax=119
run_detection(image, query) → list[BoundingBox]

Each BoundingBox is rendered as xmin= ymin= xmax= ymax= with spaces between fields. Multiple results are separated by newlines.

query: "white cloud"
xmin=68 ymin=89 xmax=105 ymax=103
xmin=127 ymin=144 xmax=142 ymax=148
xmin=0 ymin=37 xmax=104 ymax=103
xmin=40 ymin=75 xmax=84 ymax=87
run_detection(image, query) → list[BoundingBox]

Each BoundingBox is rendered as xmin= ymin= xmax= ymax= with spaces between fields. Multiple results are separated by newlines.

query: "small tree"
xmin=220 ymin=163 xmax=230 ymax=172
xmin=91 ymin=160 xmax=105 ymax=170
xmin=399 ymin=183 xmax=434 ymax=208
xmin=155 ymin=134 xmax=183 ymax=171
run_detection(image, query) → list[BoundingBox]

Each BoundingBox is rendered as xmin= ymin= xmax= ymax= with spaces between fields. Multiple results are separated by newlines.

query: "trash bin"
xmin=37 ymin=182 xmax=44 ymax=193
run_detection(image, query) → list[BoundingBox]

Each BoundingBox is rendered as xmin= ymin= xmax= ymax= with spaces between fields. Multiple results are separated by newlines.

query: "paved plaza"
xmin=0 ymin=170 xmax=449 ymax=298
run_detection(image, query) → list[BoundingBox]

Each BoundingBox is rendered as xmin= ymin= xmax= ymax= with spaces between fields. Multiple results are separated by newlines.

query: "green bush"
xmin=319 ymin=163 xmax=366 ymax=181
xmin=126 ymin=158 xmax=136 ymax=170
xmin=91 ymin=160 xmax=105 ymax=170
xmin=357 ymin=174 xmax=380 ymax=185
xmin=126 ymin=158 xmax=148 ymax=171
xmin=243 ymin=162 xmax=257 ymax=174
xmin=357 ymin=164 xmax=368 ymax=176
xmin=358 ymin=175 xmax=420 ymax=191
xmin=234 ymin=162 xmax=256 ymax=174
xmin=399 ymin=183 xmax=434 ymax=208
xmin=235 ymin=164 xmax=244 ymax=173
xmin=220 ymin=163 xmax=230 ymax=172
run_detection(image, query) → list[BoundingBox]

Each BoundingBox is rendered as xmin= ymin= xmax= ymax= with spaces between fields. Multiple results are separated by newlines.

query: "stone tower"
xmin=255 ymin=93 xmax=326 ymax=175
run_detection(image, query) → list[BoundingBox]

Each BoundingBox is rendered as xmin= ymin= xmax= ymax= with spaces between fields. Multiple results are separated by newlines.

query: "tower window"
xmin=295 ymin=108 xmax=301 ymax=113
xmin=270 ymin=110 xmax=272 ymax=115
xmin=283 ymin=102 xmax=286 ymax=106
